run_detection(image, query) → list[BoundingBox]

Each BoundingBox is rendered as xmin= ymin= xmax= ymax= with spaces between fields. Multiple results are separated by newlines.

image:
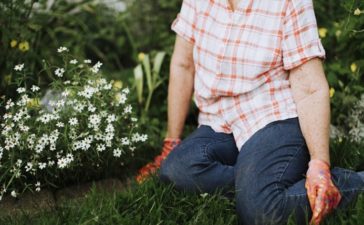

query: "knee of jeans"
xmin=159 ymin=156 xmax=175 ymax=184
xmin=235 ymin=186 xmax=286 ymax=225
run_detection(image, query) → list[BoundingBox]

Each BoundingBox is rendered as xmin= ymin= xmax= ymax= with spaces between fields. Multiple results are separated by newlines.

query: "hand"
xmin=305 ymin=159 xmax=342 ymax=225
xmin=136 ymin=138 xmax=181 ymax=183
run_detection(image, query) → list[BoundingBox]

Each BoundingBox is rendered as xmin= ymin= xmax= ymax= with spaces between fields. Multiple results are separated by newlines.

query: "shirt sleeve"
xmin=281 ymin=0 xmax=326 ymax=70
xmin=171 ymin=0 xmax=197 ymax=44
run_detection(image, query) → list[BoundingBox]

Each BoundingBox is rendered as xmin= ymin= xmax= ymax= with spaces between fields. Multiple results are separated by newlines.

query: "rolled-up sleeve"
xmin=171 ymin=0 xmax=197 ymax=44
xmin=281 ymin=0 xmax=325 ymax=70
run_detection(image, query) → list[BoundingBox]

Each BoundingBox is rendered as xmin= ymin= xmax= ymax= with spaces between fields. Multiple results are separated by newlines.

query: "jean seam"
xmin=276 ymin=142 xmax=306 ymax=219
xmin=286 ymin=188 xmax=364 ymax=198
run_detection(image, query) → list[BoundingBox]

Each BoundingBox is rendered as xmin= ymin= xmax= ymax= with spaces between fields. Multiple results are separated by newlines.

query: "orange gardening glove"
xmin=305 ymin=159 xmax=342 ymax=225
xmin=135 ymin=138 xmax=181 ymax=183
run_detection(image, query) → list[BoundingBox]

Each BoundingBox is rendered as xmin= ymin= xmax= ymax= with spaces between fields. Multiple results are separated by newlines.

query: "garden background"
xmin=0 ymin=0 xmax=364 ymax=224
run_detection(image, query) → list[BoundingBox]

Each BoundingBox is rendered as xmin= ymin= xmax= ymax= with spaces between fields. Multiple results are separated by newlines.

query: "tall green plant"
xmin=133 ymin=52 xmax=166 ymax=119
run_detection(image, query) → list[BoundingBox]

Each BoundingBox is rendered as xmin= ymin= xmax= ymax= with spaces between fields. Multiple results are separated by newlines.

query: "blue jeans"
xmin=159 ymin=117 xmax=364 ymax=225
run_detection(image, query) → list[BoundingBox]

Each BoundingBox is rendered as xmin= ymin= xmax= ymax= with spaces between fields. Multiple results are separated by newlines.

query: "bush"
xmin=0 ymin=47 xmax=147 ymax=200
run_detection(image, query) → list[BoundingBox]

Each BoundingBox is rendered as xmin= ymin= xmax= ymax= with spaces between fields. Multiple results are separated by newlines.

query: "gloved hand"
xmin=136 ymin=138 xmax=181 ymax=183
xmin=305 ymin=159 xmax=342 ymax=225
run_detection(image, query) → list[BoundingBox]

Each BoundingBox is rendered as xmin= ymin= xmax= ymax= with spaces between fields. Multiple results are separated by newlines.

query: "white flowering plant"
xmin=0 ymin=47 xmax=148 ymax=200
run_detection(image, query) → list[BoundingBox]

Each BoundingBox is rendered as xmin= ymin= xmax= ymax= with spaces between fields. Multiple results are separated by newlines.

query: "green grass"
xmin=0 ymin=177 xmax=363 ymax=225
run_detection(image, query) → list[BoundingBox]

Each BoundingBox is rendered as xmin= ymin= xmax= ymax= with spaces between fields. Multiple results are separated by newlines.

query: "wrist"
xmin=309 ymin=158 xmax=331 ymax=169
xmin=164 ymin=137 xmax=181 ymax=141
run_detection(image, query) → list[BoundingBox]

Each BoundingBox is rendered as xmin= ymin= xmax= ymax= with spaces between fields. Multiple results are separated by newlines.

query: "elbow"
xmin=170 ymin=59 xmax=195 ymax=79
xmin=310 ymin=80 xmax=330 ymax=99
xmin=291 ymin=80 xmax=330 ymax=103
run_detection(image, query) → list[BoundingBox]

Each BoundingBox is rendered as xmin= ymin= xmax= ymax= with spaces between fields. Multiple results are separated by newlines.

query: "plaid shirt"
xmin=171 ymin=0 xmax=326 ymax=150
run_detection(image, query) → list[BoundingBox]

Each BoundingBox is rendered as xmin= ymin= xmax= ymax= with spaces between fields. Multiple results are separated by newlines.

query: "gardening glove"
xmin=136 ymin=137 xmax=181 ymax=183
xmin=305 ymin=159 xmax=342 ymax=225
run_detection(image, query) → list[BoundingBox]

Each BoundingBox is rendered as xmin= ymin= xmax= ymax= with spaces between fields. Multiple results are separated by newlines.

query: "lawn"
xmin=1 ymin=177 xmax=363 ymax=225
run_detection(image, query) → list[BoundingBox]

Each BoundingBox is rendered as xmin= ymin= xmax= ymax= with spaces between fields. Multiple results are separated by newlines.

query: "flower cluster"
xmin=0 ymin=47 xmax=147 ymax=201
xmin=330 ymin=94 xmax=364 ymax=144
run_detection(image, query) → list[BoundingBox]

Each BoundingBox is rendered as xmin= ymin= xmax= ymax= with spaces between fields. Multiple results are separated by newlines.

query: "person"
xmin=136 ymin=0 xmax=364 ymax=224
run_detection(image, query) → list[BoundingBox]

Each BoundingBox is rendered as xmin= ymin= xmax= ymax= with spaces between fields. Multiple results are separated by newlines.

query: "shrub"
xmin=0 ymin=47 xmax=147 ymax=200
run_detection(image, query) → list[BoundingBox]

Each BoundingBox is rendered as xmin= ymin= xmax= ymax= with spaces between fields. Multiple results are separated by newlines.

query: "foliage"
xmin=0 ymin=0 xmax=135 ymax=98
xmin=314 ymin=0 xmax=364 ymax=132
xmin=0 ymin=47 xmax=147 ymax=200
xmin=0 ymin=178 xmax=363 ymax=225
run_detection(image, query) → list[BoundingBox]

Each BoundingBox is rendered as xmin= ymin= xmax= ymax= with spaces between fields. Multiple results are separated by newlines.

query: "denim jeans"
xmin=159 ymin=117 xmax=364 ymax=225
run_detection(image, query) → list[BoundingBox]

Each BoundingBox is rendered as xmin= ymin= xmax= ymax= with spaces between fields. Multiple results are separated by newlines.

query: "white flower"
xmin=121 ymin=137 xmax=130 ymax=145
xmin=105 ymin=124 xmax=114 ymax=133
xmin=57 ymin=153 xmax=74 ymax=169
xmin=122 ymin=87 xmax=130 ymax=94
xmin=103 ymin=83 xmax=112 ymax=90
xmin=25 ymin=162 xmax=33 ymax=172
xmin=115 ymin=93 xmax=127 ymax=105
xmin=88 ymin=114 xmax=101 ymax=129
xmin=37 ymin=113 xmax=54 ymax=124
xmin=14 ymin=64 xmax=24 ymax=71
xmin=16 ymin=87 xmax=26 ymax=93
xmin=88 ymin=104 xmax=96 ymax=112
xmin=69 ymin=118 xmax=78 ymax=126
xmin=31 ymin=85 xmax=40 ymax=92
xmin=132 ymin=133 xmax=148 ymax=142
xmin=61 ymin=90 xmax=70 ymax=97
xmin=90 ymin=61 xmax=103 ymax=73
xmin=11 ymin=190 xmax=17 ymax=198
xmin=113 ymin=148 xmax=122 ymax=157
xmin=56 ymin=99 xmax=65 ymax=108
xmin=123 ymin=104 xmax=132 ymax=114
xmin=57 ymin=46 xmax=68 ymax=53
xmin=74 ymin=103 xmax=86 ymax=112
xmin=13 ymin=112 xmax=22 ymax=122
xmin=56 ymin=122 xmax=64 ymax=128
xmin=55 ymin=68 xmax=65 ymax=77
xmin=38 ymin=162 xmax=47 ymax=169
xmin=78 ymin=85 xmax=97 ymax=99
xmin=70 ymin=59 xmax=78 ymax=64
xmin=131 ymin=117 xmax=138 ymax=122
xmin=5 ymin=99 xmax=15 ymax=110
xmin=107 ymin=114 xmax=116 ymax=123
xmin=84 ymin=59 xmax=92 ymax=64
xmin=96 ymin=144 xmax=106 ymax=152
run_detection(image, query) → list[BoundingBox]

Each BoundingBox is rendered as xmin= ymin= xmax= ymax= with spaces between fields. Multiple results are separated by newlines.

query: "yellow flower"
xmin=329 ymin=88 xmax=335 ymax=98
xmin=354 ymin=8 xmax=361 ymax=16
xmin=10 ymin=40 xmax=17 ymax=48
xmin=350 ymin=63 xmax=357 ymax=73
xmin=18 ymin=41 xmax=30 ymax=52
xmin=335 ymin=30 xmax=342 ymax=38
xmin=318 ymin=28 xmax=328 ymax=38
xmin=138 ymin=52 xmax=145 ymax=62
xmin=26 ymin=98 xmax=40 ymax=108
xmin=113 ymin=80 xmax=123 ymax=90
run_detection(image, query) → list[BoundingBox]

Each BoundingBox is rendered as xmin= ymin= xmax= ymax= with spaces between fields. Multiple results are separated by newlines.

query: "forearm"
xmin=295 ymin=89 xmax=331 ymax=165
xmin=289 ymin=58 xmax=331 ymax=165
xmin=166 ymin=64 xmax=194 ymax=139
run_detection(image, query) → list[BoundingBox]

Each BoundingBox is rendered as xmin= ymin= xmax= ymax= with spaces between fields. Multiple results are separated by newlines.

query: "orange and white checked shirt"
xmin=171 ymin=0 xmax=326 ymax=150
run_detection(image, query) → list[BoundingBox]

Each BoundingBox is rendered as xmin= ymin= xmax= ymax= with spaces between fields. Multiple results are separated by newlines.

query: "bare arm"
xmin=289 ymin=58 xmax=331 ymax=165
xmin=166 ymin=35 xmax=195 ymax=139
